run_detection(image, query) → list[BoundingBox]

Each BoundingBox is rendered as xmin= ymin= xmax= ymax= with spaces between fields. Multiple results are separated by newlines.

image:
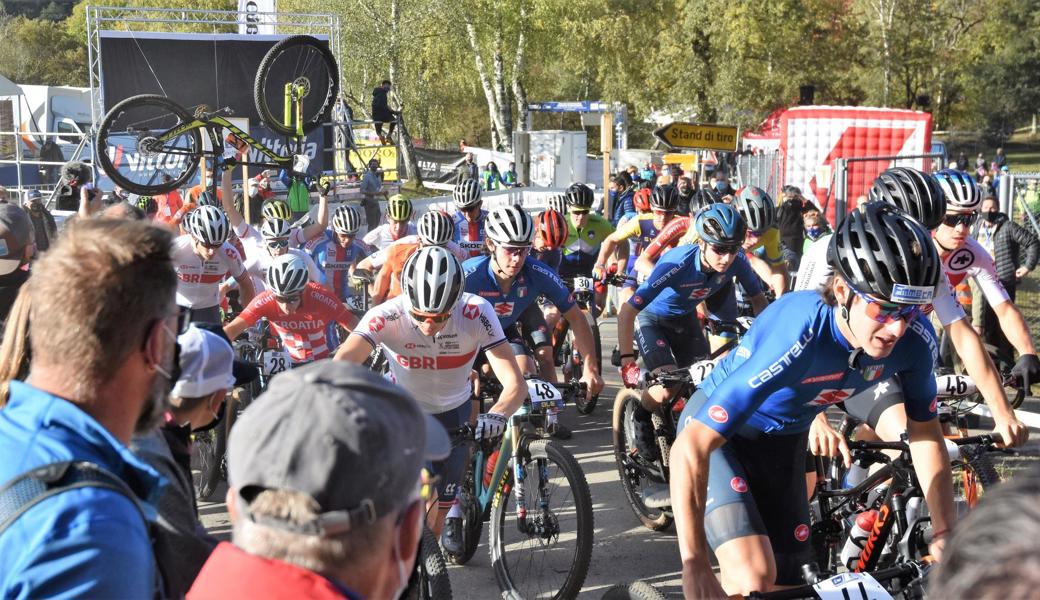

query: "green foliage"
xmin=1 ymin=0 xmax=1037 ymax=148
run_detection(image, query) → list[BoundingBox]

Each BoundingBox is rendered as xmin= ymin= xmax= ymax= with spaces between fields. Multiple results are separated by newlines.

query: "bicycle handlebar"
xmin=848 ymin=433 xmax=998 ymax=454
xmin=743 ymin=558 xmax=933 ymax=599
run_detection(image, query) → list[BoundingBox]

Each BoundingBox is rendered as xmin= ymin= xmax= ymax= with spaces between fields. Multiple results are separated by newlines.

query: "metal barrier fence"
xmin=733 ymin=150 xmax=782 ymax=201
xmin=829 ymin=153 xmax=943 ymax=224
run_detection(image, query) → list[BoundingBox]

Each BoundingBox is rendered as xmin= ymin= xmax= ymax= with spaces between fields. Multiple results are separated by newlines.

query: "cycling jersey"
xmin=238 ymin=283 xmax=353 ymax=363
xmin=629 ymin=244 xmax=763 ymax=318
xmin=560 ymin=213 xmax=614 ymax=276
xmin=233 ymin=221 xmax=308 ymax=250
xmin=463 ymin=256 xmax=575 ymax=329
xmin=171 ymin=235 xmax=246 ymax=309
xmin=364 ymin=235 xmax=468 ymax=269
xmin=795 ymin=233 xmax=966 ymax=327
xmin=642 ymin=218 xmax=785 ymax=266
xmin=373 ymin=241 xmax=420 ymax=300
xmin=362 ymin=222 xmax=417 ymax=251
xmin=234 ymin=223 xmax=321 ymax=293
xmin=453 ymin=209 xmax=488 ymax=257
xmin=615 ymin=213 xmax=669 ymax=253
xmin=354 ymin=294 xmax=506 ymax=413
xmin=532 ymin=247 xmax=562 ymax=272
xmin=938 ymin=236 xmax=1010 ymax=307
xmin=308 ymin=230 xmax=369 ymax=302
xmin=685 ymin=291 xmax=938 ymax=439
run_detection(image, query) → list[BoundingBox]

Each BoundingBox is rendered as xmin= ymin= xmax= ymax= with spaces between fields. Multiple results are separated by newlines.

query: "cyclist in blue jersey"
xmin=308 ymin=204 xmax=369 ymax=305
xmin=452 ymin=179 xmax=488 ymax=258
xmin=463 ymin=205 xmax=604 ymax=400
xmin=669 ymin=203 xmax=955 ymax=598
xmin=617 ymin=204 xmax=769 ymax=456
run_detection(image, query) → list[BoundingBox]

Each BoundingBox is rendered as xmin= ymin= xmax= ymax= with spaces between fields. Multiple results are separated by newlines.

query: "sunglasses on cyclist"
xmin=709 ymin=243 xmax=741 ymax=256
xmin=195 ymin=239 xmax=223 ymax=251
xmin=410 ymin=310 xmax=451 ymax=324
xmin=275 ymin=294 xmax=301 ymax=304
xmin=266 ymin=239 xmax=289 ymax=250
xmin=496 ymin=244 xmax=531 ymax=257
xmin=570 ymin=209 xmax=590 ymax=216
xmin=852 ymin=288 xmax=921 ymax=324
xmin=941 ymin=212 xmax=978 ymax=228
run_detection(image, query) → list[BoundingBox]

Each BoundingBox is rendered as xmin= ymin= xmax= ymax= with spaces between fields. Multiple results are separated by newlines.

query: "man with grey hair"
xmin=0 ymin=218 xmax=180 ymax=597
xmin=188 ymin=361 xmax=449 ymax=599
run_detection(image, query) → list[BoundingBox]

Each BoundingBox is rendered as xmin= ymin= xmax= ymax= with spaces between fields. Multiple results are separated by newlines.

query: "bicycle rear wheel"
xmin=96 ymin=94 xmax=201 ymax=195
xmin=191 ymin=429 xmax=221 ymax=501
xmin=403 ymin=525 xmax=453 ymax=600
xmin=445 ymin=466 xmax=484 ymax=565
xmin=612 ymin=389 xmax=672 ymax=531
xmin=254 ymin=35 xmax=339 ymax=136
xmin=489 ymin=439 xmax=593 ymax=599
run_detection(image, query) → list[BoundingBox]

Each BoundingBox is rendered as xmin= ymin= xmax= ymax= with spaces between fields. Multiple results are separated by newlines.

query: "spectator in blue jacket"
xmin=0 ymin=218 xmax=179 ymax=598
xmin=609 ymin=172 xmax=635 ymax=226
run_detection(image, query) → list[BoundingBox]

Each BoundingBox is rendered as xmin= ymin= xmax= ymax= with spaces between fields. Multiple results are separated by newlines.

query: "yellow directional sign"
xmin=654 ymin=122 xmax=738 ymax=152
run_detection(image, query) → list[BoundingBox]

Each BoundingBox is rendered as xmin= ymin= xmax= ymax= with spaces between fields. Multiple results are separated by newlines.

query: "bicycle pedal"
xmin=642 ymin=484 xmax=671 ymax=509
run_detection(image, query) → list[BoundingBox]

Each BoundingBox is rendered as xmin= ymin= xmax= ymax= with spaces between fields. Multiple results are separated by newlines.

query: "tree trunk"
xmin=512 ymin=1 xmax=529 ymax=134
xmin=465 ymin=18 xmax=509 ymax=150
xmin=492 ymin=29 xmax=513 ymax=151
xmin=873 ymin=0 xmax=894 ymax=106
xmin=388 ymin=0 xmax=423 ymax=188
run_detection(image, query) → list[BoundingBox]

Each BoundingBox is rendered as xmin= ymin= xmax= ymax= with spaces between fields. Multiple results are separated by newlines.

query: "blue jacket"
xmin=0 ymin=381 xmax=165 ymax=599
xmin=611 ymin=188 xmax=635 ymax=226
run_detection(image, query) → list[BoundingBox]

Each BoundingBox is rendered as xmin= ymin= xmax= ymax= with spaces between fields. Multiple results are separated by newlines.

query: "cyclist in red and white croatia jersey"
xmin=931 ymin=169 xmax=1040 ymax=389
xmin=224 ymin=254 xmax=357 ymax=364
xmin=334 ymin=246 xmax=526 ymax=537
xmin=173 ymin=204 xmax=255 ymax=323
xmin=218 ymin=167 xmax=328 ymax=250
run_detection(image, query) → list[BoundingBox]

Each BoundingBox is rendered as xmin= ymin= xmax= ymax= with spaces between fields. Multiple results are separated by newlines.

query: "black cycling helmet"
xmin=867 ymin=167 xmax=946 ymax=230
xmin=565 ymin=183 xmax=595 ymax=210
xmin=695 ymin=203 xmax=748 ymax=246
xmin=733 ymin=186 xmax=776 ymax=233
xmin=649 ymin=184 xmax=680 ymax=212
xmin=827 ymin=202 xmax=941 ymax=303
xmin=690 ymin=186 xmax=722 ymax=213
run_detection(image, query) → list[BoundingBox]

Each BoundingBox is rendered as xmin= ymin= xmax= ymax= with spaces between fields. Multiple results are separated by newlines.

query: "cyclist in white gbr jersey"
xmin=334 ymin=246 xmax=526 ymax=537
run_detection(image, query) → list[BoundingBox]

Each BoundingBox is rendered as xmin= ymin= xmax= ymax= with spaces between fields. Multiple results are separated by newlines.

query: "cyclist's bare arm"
xmin=219 ymin=169 xmax=244 ymax=229
xmin=670 ymin=421 xmax=728 ymax=599
xmin=235 ymin=272 xmax=256 ymax=306
xmin=485 ymin=343 xmax=527 ymax=417
xmin=992 ymin=299 xmax=1037 ymax=356
xmin=333 ymin=332 xmax=371 ymax=363
xmin=946 ymin=316 xmax=1027 ymax=446
xmin=906 ymin=417 xmax=955 ymax=560
xmin=224 ymin=315 xmax=253 ymax=341
xmin=300 ymin=191 xmax=329 ymax=242
xmin=747 ymin=253 xmax=786 ymax=296
xmin=749 ymin=292 xmax=769 ymax=315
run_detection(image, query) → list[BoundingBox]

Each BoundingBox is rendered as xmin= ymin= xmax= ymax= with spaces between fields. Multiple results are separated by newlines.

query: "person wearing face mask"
xmin=0 ymin=219 xmax=179 ymax=598
xmin=130 ymin=324 xmax=260 ymax=598
xmin=188 ymin=361 xmax=451 ymax=600
xmin=971 ymin=191 xmax=1039 ymax=366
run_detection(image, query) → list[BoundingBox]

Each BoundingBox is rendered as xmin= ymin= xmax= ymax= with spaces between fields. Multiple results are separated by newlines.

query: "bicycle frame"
xmin=158 ymin=115 xmax=295 ymax=169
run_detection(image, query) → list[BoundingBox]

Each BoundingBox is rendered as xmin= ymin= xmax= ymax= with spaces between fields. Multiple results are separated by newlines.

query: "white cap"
xmin=172 ymin=325 xmax=236 ymax=398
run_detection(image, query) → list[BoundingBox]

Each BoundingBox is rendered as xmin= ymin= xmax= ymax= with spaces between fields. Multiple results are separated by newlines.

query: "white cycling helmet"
xmin=453 ymin=179 xmax=482 ymax=209
xmin=401 ymin=245 xmax=464 ymax=315
xmin=485 ymin=205 xmax=534 ymax=247
xmin=933 ymin=169 xmax=982 ymax=213
xmin=546 ymin=193 xmax=568 ymax=215
xmin=260 ymin=218 xmax=292 ymax=240
xmin=331 ymin=205 xmax=361 ymax=235
xmin=418 ymin=210 xmax=454 ymax=246
xmin=267 ymin=253 xmax=309 ymax=298
xmin=187 ymin=205 xmax=230 ymax=246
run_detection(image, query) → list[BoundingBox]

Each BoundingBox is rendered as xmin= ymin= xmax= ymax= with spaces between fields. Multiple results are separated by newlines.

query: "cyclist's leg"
xmin=428 ymin=402 xmax=472 ymax=535
xmin=519 ymin=303 xmax=556 ymax=383
xmin=188 ymin=304 xmax=222 ymax=324
xmin=634 ymin=313 xmax=707 ymax=410
xmin=504 ymin=322 xmax=538 ymax=376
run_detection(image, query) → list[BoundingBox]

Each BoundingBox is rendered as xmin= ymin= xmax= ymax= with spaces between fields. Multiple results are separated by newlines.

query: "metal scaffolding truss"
xmin=85 ymin=5 xmax=342 ymax=129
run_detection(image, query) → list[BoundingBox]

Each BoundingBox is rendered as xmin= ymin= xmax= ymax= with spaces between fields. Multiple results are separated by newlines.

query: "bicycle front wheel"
xmin=96 ymin=94 xmax=201 ymax=195
xmin=489 ymin=439 xmax=593 ymax=600
xmin=952 ymin=445 xmax=1001 ymax=515
xmin=254 ymin=35 xmax=339 ymax=136
xmin=191 ymin=429 xmax=221 ymax=501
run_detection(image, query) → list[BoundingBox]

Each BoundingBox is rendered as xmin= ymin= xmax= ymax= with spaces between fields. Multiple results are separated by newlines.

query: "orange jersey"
xmin=373 ymin=241 xmax=421 ymax=301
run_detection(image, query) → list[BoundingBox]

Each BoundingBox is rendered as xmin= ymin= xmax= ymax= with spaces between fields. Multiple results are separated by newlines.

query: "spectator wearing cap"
xmin=22 ymin=190 xmax=56 ymax=253
xmin=130 ymin=324 xmax=259 ymax=597
xmin=0 ymin=219 xmax=178 ymax=597
xmin=188 ymin=361 xmax=449 ymax=600
xmin=0 ymin=204 xmax=35 ymax=323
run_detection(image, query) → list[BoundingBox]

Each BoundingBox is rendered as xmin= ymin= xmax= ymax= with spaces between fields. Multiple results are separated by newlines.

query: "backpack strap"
xmin=0 ymin=460 xmax=147 ymax=537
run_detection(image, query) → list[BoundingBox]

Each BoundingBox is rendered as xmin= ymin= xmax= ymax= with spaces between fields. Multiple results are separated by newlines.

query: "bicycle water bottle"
xmin=483 ymin=450 xmax=500 ymax=489
xmin=839 ymin=509 xmax=878 ymax=569
xmin=843 ymin=456 xmax=870 ymax=488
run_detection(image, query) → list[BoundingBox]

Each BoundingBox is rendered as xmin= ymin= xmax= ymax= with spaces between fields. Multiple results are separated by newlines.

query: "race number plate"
xmin=935 ymin=374 xmax=976 ymax=398
xmin=346 ymin=295 xmax=366 ymax=312
xmin=687 ymin=359 xmax=718 ymax=385
xmin=526 ymin=378 xmax=564 ymax=409
xmin=812 ymin=571 xmax=892 ymax=600
xmin=262 ymin=350 xmax=291 ymax=376
xmin=574 ymin=277 xmax=594 ymax=292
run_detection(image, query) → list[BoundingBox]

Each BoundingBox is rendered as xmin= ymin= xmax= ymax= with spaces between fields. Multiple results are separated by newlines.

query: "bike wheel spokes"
xmin=254 ymin=35 xmax=339 ymax=136
xmin=96 ymin=94 xmax=201 ymax=195
xmin=490 ymin=440 xmax=593 ymax=599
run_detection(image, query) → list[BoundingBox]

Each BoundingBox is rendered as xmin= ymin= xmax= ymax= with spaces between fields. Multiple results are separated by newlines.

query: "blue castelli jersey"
xmin=308 ymin=230 xmax=368 ymax=301
xmin=463 ymin=255 xmax=575 ymax=329
xmin=691 ymin=291 xmax=939 ymax=438
xmin=453 ymin=210 xmax=488 ymax=258
xmin=629 ymin=244 xmax=763 ymax=318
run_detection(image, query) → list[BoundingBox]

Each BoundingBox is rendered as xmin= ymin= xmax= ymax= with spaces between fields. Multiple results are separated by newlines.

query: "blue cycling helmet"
xmin=695 ymin=203 xmax=747 ymax=245
xmin=933 ymin=169 xmax=982 ymax=213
